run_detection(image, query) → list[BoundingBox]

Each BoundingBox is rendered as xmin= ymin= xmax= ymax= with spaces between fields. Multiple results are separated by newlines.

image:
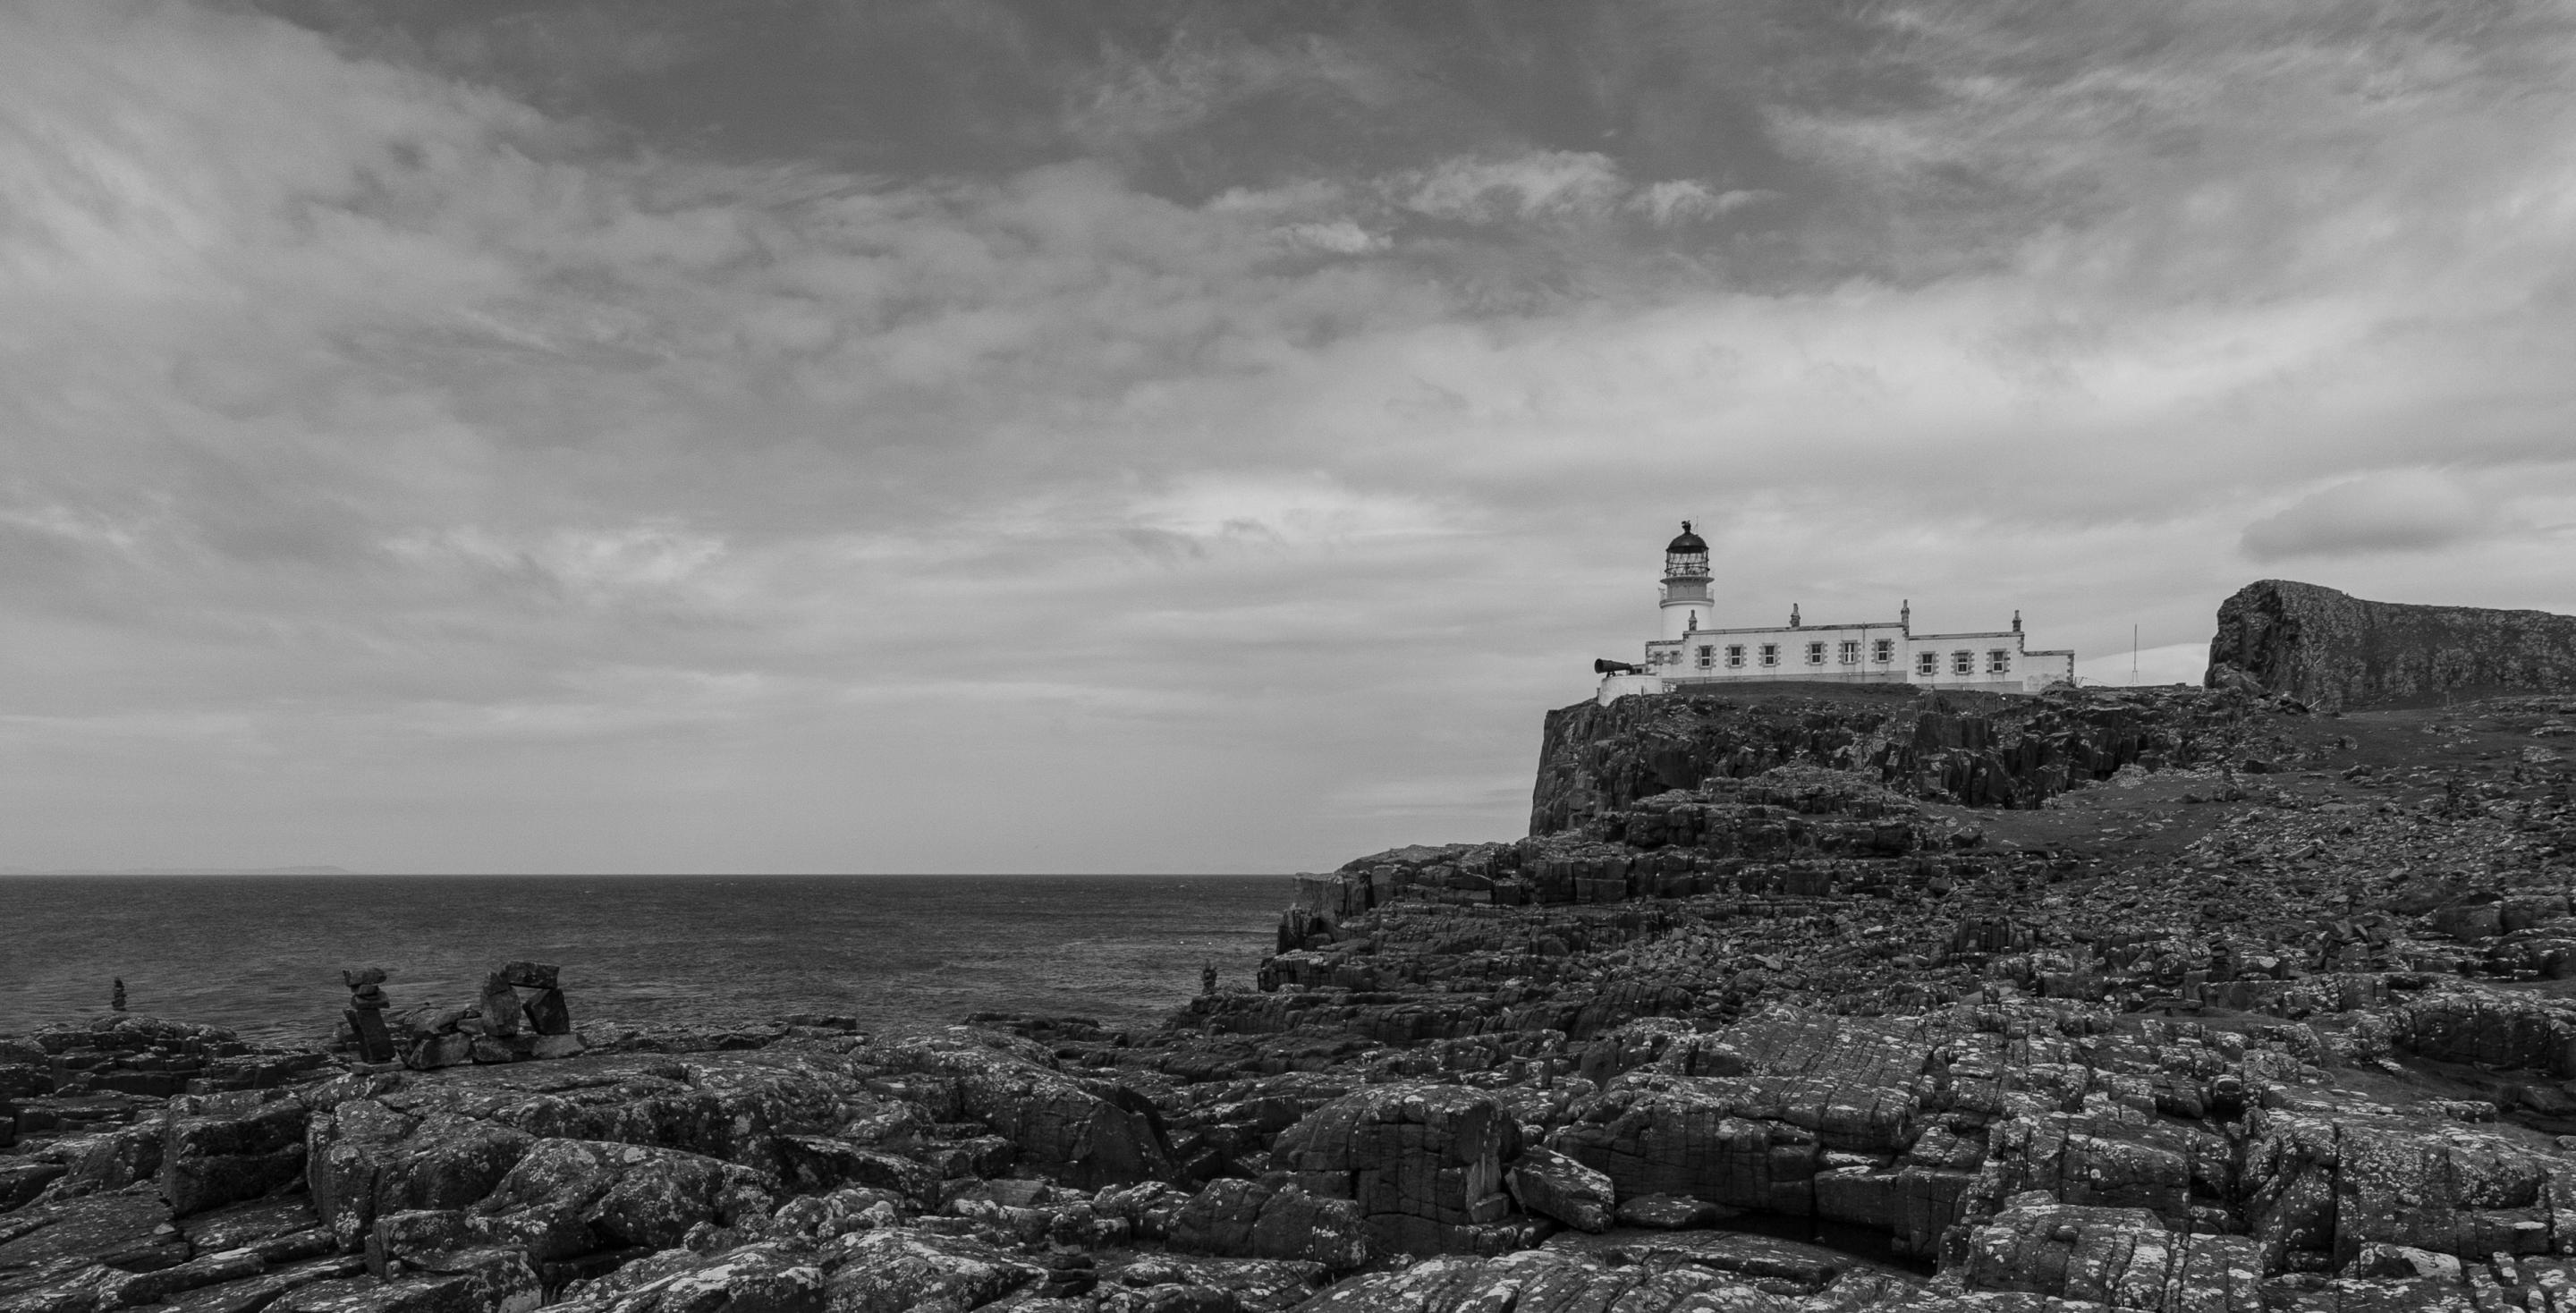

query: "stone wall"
xmin=2205 ymin=579 xmax=2576 ymax=709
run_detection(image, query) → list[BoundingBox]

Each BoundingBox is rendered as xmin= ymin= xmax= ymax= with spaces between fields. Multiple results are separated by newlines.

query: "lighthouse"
xmin=1658 ymin=521 xmax=1712 ymax=641
xmin=1599 ymin=521 xmax=2078 ymax=704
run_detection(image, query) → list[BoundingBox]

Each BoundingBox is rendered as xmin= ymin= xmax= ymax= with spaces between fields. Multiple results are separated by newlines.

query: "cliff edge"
xmin=2207 ymin=578 xmax=2576 ymax=708
xmin=1530 ymin=683 xmax=2243 ymax=834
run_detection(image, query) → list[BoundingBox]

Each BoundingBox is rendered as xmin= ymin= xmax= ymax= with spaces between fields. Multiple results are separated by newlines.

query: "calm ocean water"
xmin=0 ymin=875 xmax=1291 ymax=1045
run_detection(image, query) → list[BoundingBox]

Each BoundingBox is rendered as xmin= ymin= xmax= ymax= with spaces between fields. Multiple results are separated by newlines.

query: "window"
xmin=1724 ymin=644 xmax=1745 ymax=669
xmin=1987 ymin=649 xmax=2011 ymax=673
xmin=1873 ymin=639 xmax=1895 ymax=664
xmin=1838 ymin=640 xmax=1860 ymax=665
xmin=1952 ymin=650 xmax=1973 ymax=675
xmin=1916 ymin=651 xmax=1937 ymax=677
xmin=1805 ymin=640 xmax=1826 ymax=665
xmin=1697 ymin=645 xmax=1716 ymax=670
xmin=1758 ymin=643 xmax=1780 ymax=667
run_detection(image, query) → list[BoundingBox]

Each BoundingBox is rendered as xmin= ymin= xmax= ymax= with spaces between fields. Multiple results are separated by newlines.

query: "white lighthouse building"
xmin=1598 ymin=521 xmax=2076 ymax=704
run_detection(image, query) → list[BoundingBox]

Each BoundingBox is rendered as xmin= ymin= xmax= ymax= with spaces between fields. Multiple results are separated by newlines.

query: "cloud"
xmin=381 ymin=525 xmax=730 ymax=608
xmin=1395 ymin=150 xmax=1631 ymax=223
xmin=1625 ymin=180 xmax=1768 ymax=226
xmin=1123 ymin=474 xmax=1453 ymax=550
xmin=1275 ymin=220 xmax=1386 ymax=255
xmin=4 ymin=1 xmax=2576 ymax=872
xmin=2239 ymin=472 xmax=2494 ymax=561
xmin=1385 ymin=153 xmax=1758 ymax=233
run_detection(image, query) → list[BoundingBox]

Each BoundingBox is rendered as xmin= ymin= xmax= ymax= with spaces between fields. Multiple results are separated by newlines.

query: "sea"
xmin=0 ymin=874 xmax=1292 ymax=1046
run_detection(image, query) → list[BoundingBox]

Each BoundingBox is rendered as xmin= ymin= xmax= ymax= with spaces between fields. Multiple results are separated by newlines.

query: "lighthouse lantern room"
xmin=1659 ymin=521 xmax=1713 ymax=641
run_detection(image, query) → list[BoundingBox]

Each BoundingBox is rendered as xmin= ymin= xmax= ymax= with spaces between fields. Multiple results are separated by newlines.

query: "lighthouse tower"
xmin=1658 ymin=521 xmax=1712 ymax=640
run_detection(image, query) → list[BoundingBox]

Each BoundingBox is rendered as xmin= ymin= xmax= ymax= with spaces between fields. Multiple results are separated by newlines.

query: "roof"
xmin=1665 ymin=521 xmax=1707 ymax=554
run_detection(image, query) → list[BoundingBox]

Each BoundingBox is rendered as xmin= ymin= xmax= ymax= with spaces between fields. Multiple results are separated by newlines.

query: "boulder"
xmin=1547 ymin=1080 xmax=1821 ymax=1216
xmin=1589 ymin=1231 xmax=1853 ymax=1291
xmin=90 ymin=1245 xmax=273 ymax=1308
xmin=305 ymin=1050 xmax=895 ymax=1255
xmin=47 ymin=1122 xmax=165 ymax=1197
xmin=523 ymin=994 xmax=573 ymax=1039
xmin=879 ymin=1034 xmax=1173 ymax=1187
xmin=770 ymin=1138 xmax=933 ymax=1203
xmin=1962 ymin=1201 xmax=2262 ymax=1309
xmin=1270 ymin=1083 xmax=1516 ymax=1255
xmin=477 ymin=976 xmax=525 ymax=1040
xmin=366 ymin=1207 xmax=587 ymax=1274
xmin=2349 ymin=1241 xmax=2463 ymax=1282
xmin=178 ymin=1193 xmax=324 ymax=1251
xmin=1503 ymin=1148 xmax=1612 ymax=1233
xmin=267 ymin=1248 xmax=540 ymax=1313
xmin=163 ymin=1089 xmax=311 ymax=1217
xmin=1097 ymin=1256 xmax=1329 ymax=1313
xmin=407 ymin=1037 xmax=476 ymax=1072
xmin=0 ymin=1186 xmax=188 ymax=1275
xmin=547 ymin=1240 xmax=826 ymax=1313
xmin=818 ymin=1227 xmax=1042 ymax=1313
xmin=308 ymin=1104 xmax=536 ymax=1252
xmin=1290 ymin=1247 xmax=1851 ymax=1313
xmin=2432 ymin=896 xmax=2506 ymax=943
xmin=1165 ymin=1178 xmax=1368 ymax=1272
xmin=2392 ymin=994 xmax=2576 ymax=1074
xmin=474 ymin=1139 xmax=774 ymax=1254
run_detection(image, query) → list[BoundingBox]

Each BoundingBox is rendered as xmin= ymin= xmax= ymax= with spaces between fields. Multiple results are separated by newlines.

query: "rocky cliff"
xmin=1530 ymin=683 xmax=2252 ymax=834
xmin=10 ymin=683 xmax=2576 ymax=1313
xmin=2207 ymin=578 xmax=2576 ymax=709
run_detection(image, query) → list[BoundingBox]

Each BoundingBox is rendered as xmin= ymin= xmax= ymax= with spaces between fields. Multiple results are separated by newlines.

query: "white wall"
xmin=1640 ymin=615 xmax=2074 ymax=695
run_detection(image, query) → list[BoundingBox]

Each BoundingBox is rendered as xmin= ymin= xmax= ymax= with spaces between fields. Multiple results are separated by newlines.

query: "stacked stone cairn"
xmin=362 ymin=962 xmax=585 ymax=1070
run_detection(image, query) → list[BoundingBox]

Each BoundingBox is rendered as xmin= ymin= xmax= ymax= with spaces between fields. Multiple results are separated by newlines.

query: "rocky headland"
xmin=2207 ymin=580 xmax=2576 ymax=710
xmin=10 ymin=588 xmax=2576 ymax=1313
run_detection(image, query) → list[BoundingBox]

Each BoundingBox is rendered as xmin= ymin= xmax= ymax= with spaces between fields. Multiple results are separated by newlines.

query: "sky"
xmin=3 ymin=0 xmax=2572 ymax=875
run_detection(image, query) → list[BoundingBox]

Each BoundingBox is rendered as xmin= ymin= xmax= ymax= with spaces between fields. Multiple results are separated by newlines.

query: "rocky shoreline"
xmin=9 ymin=674 xmax=2576 ymax=1312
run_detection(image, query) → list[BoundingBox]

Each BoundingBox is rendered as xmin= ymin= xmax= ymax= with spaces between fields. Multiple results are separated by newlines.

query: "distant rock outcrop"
xmin=2206 ymin=579 xmax=2576 ymax=708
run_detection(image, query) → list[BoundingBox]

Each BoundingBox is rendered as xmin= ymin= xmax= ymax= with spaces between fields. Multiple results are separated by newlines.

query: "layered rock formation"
xmin=1530 ymin=683 xmax=2239 ymax=833
xmin=9 ymin=680 xmax=2576 ymax=1313
xmin=2207 ymin=579 xmax=2576 ymax=709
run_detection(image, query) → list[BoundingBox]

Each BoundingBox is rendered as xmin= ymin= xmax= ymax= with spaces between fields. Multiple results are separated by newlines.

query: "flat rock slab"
xmin=166 ymin=1256 xmax=371 ymax=1313
xmin=1295 ymin=1245 xmax=1900 ymax=1313
xmin=1610 ymin=1194 xmax=1738 ymax=1230
xmin=1541 ymin=1225 xmax=1928 ymax=1292
xmin=180 ymin=1196 xmax=326 ymax=1254
xmin=0 ymin=1187 xmax=184 ymax=1279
